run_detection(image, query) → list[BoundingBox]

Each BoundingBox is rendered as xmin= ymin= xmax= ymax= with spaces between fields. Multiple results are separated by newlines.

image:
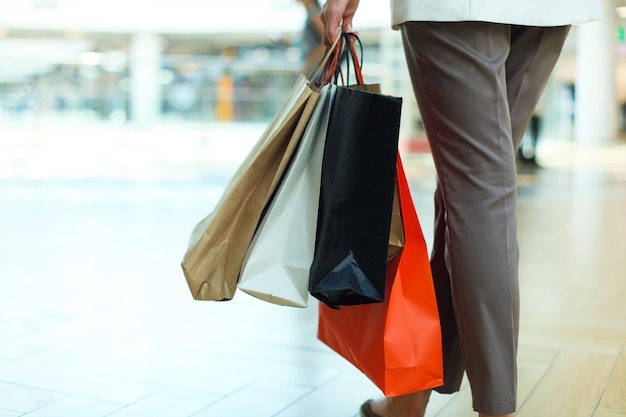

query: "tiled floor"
xmin=1 ymin=127 xmax=625 ymax=417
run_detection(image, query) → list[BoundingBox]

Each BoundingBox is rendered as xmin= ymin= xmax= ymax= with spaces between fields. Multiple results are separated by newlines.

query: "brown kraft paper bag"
xmin=182 ymin=75 xmax=320 ymax=301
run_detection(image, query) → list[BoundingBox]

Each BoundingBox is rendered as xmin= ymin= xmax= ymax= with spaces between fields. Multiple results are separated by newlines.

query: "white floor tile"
xmin=20 ymin=396 xmax=123 ymax=417
xmin=0 ymin=382 xmax=64 ymax=414
xmin=106 ymin=388 xmax=219 ymax=417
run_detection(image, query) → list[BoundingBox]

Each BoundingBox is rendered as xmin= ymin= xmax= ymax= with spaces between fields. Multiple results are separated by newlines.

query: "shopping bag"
xmin=344 ymin=89 xmax=403 ymax=261
xmin=308 ymin=81 xmax=402 ymax=308
xmin=181 ymin=75 xmax=320 ymax=301
xmin=238 ymin=84 xmax=336 ymax=307
xmin=387 ymin=180 xmax=404 ymax=260
xmin=317 ymin=156 xmax=444 ymax=397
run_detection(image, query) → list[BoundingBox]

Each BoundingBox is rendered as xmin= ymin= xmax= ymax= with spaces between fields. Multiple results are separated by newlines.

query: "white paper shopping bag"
xmin=181 ymin=76 xmax=319 ymax=301
xmin=238 ymin=84 xmax=336 ymax=307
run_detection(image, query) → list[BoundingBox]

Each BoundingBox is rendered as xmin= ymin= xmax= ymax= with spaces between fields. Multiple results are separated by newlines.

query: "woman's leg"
xmin=399 ymin=21 xmax=570 ymax=415
xmin=401 ymin=21 xmax=519 ymax=415
xmin=506 ymin=25 xmax=571 ymax=149
xmin=365 ymin=390 xmax=432 ymax=417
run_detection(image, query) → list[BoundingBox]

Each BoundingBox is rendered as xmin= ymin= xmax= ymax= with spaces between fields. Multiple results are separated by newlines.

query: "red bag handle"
xmin=314 ymin=32 xmax=364 ymax=87
xmin=344 ymin=32 xmax=364 ymax=85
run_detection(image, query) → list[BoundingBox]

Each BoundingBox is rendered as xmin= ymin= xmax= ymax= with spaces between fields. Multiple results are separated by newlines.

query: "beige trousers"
xmin=400 ymin=22 xmax=570 ymax=415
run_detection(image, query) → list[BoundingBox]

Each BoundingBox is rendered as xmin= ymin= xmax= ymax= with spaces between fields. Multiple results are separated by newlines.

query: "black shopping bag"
xmin=309 ymin=81 xmax=402 ymax=308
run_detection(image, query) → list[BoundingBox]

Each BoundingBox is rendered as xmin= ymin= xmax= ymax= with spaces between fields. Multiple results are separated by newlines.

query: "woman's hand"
xmin=320 ymin=0 xmax=361 ymax=46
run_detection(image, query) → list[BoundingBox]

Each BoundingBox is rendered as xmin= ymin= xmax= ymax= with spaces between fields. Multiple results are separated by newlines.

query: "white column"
xmin=130 ymin=33 xmax=162 ymax=124
xmin=574 ymin=0 xmax=617 ymax=142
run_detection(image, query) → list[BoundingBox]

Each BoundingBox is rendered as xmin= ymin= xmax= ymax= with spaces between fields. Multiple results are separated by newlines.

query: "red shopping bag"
xmin=317 ymin=155 xmax=443 ymax=397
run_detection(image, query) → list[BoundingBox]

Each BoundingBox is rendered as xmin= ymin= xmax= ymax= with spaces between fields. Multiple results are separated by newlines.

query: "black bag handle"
xmin=342 ymin=32 xmax=364 ymax=86
xmin=315 ymin=32 xmax=364 ymax=88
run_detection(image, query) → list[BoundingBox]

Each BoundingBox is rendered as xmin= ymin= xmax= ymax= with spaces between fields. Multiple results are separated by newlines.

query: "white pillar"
xmin=574 ymin=0 xmax=617 ymax=142
xmin=130 ymin=33 xmax=162 ymax=124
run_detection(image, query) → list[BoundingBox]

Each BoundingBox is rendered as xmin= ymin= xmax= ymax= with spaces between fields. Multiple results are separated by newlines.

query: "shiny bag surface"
xmin=309 ymin=35 xmax=402 ymax=308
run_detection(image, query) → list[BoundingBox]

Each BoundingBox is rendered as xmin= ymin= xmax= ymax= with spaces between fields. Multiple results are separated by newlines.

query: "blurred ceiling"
xmin=0 ymin=0 xmax=623 ymax=83
xmin=0 ymin=0 xmax=390 ymax=35
xmin=0 ymin=0 xmax=391 ymax=83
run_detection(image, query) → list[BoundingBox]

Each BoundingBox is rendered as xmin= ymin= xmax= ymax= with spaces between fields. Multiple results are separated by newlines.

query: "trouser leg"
xmin=401 ymin=21 xmax=569 ymax=415
xmin=507 ymin=25 xmax=571 ymax=148
xmin=429 ymin=182 xmax=464 ymax=392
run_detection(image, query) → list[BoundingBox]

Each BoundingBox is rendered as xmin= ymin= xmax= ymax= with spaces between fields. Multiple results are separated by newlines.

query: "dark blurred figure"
xmin=518 ymin=113 xmax=541 ymax=166
xmin=297 ymin=0 xmax=325 ymax=74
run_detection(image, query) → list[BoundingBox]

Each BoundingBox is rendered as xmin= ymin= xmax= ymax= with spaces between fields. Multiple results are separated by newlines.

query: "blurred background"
xmin=1 ymin=0 xmax=625 ymax=158
xmin=1 ymin=1 xmax=625 ymax=416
